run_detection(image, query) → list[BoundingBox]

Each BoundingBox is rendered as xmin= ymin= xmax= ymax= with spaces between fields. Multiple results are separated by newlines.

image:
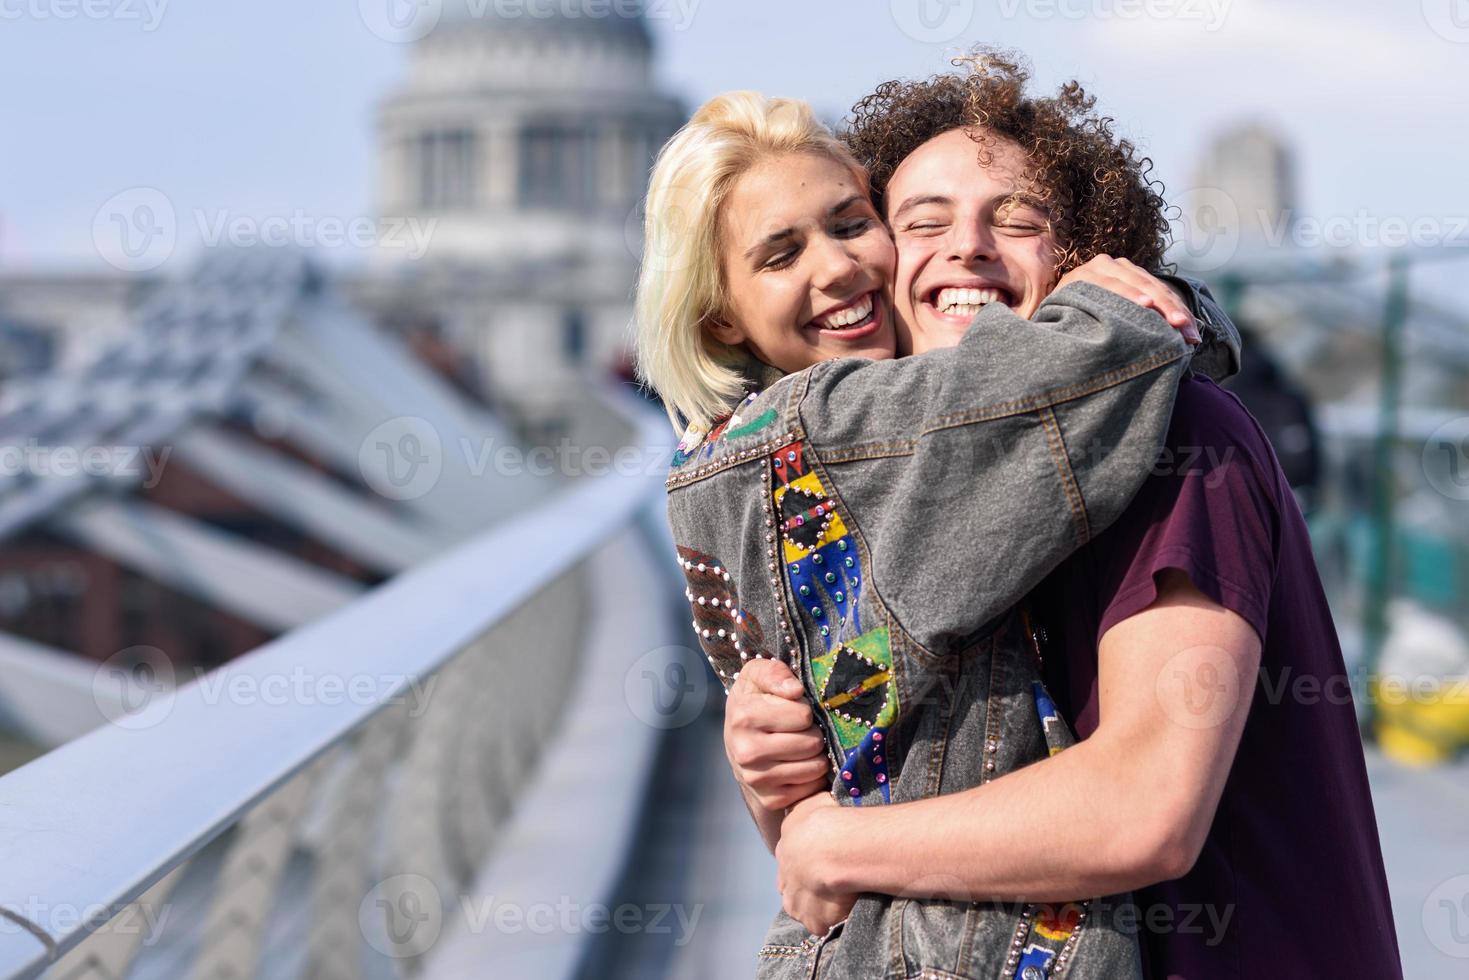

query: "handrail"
xmin=0 ymin=386 xmax=675 ymax=979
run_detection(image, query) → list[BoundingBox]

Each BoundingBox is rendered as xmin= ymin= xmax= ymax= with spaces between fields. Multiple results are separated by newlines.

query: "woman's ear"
xmin=703 ymin=317 xmax=746 ymax=347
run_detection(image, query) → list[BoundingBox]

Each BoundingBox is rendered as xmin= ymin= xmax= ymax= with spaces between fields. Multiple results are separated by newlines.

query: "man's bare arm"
xmin=776 ymin=571 xmax=1260 ymax=914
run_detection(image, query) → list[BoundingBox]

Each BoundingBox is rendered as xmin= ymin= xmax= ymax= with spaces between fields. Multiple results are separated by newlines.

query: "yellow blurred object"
xmin=1373 ymin=674 xmax=1469 ymax=766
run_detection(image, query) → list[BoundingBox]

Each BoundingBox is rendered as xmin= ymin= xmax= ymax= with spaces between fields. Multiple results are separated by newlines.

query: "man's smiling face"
xmin=885 ymin=127 xmax=1060 ymax=355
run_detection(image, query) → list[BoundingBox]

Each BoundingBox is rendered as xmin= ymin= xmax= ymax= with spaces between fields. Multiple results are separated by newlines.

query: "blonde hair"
xmin=634 ymin=91 xmax=869 ymax=433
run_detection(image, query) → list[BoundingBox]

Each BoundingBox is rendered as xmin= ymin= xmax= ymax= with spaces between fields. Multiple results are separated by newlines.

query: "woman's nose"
xmin=812 ymin=236 xmax=862 ymax=291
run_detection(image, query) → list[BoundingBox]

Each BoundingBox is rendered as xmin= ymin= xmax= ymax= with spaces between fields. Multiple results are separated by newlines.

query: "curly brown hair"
xmin=842 ymin=49 xmax=1170 ymax=275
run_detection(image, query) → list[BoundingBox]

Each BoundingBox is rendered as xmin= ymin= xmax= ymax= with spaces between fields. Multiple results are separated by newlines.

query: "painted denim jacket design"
xmin=664 ymin=280 xmax=1239 ymax=979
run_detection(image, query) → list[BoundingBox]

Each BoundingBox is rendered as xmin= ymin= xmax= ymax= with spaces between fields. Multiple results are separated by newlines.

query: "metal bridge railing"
xmin=0 ymin=388 xmax=673 ymax=980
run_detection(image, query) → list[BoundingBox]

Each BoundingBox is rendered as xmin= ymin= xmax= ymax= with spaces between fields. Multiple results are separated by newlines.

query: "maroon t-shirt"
xmin=1033 ymin=375 xmax=1402 ymax=979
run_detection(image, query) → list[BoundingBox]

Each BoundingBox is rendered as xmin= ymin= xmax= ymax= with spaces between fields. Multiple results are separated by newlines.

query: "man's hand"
xmin=775 ymin=792 xmax=858 ymax=936
xmin=1055 ymin=256 xmax=1202 ymax=344
xmin=724 ymin=658 xmax=831 ymax=811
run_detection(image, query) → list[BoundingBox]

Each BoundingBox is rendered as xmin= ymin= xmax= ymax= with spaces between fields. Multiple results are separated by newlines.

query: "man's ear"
xmin=704 ymin=317 xmax=746 ymax=348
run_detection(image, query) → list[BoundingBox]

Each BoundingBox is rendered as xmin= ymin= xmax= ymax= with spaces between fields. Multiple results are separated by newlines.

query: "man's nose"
xmin=947 ymin=221 xmax=998 ymax=264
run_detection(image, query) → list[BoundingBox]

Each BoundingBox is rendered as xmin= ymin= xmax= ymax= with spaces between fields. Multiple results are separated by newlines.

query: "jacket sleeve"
xmin=794 ymin=281 xmax=1192 ymax=657
xmin=1161 ymin=273 xmax=1242 ymax=383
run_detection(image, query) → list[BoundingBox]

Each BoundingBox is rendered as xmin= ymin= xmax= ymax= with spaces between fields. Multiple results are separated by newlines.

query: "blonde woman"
xmin=637 ymin=90 xmax=1228 ymax=978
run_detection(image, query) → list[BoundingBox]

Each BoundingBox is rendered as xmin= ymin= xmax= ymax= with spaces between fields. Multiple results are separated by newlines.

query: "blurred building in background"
xmin=1191 ymin=121 xmax=1298 ymax=249
xmin=0 ymin=4 xmax=682 ymax=674
xmin=0 ymin=3 xmax=685 ymax=435
xmin=352 ymin=0 xmax=684 ymax=434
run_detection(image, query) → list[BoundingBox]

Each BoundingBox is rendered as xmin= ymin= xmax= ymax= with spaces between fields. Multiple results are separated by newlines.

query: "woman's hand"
xmin=1054 ymin=256 xmax=1202 ymax=344
xmin=775 ymin=792 xmax=858 ymax=935
xmin=724 ymin=658 xmax=831 ymax=811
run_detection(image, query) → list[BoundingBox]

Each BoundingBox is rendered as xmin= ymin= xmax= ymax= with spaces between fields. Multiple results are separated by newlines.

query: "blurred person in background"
xmin=1223 ymin=322 xmax=1321 ymax=515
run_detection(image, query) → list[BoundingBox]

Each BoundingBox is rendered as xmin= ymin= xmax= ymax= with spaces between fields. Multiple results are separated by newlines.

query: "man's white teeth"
xmin=935 ymin=287 xmax=1005 ymax=315
xmin=817 ymin=293 xmax=874 ymax=330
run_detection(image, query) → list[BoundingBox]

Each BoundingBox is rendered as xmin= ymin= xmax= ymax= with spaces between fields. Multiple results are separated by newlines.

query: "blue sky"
xmin=1 ymin=0 xmax=1465 ymax=301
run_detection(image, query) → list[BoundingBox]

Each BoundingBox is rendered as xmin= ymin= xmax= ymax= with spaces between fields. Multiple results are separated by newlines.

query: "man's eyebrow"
xmin=743 ymin=195 xmax=866 ymax=260
xmin=1003 ymin=191 xmax=1050 ymax=212
xmin=891 ymin=194 xmax=952 ymax=220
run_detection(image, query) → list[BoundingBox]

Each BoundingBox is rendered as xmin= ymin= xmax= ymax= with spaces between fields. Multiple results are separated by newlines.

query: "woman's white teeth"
xmin=935 ymin=287 xmax=1005 ymax=315
xmin=817 ymin=293 xmax=874 ymax=330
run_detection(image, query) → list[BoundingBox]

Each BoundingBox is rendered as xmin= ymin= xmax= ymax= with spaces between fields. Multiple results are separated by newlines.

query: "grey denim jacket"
xmin=664 ymin=279 xmax=1239 ymax=979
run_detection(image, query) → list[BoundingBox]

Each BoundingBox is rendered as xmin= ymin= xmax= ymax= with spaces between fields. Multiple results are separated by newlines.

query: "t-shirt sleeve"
xmin=1088 ymin=378 xmax=1281 ymax=647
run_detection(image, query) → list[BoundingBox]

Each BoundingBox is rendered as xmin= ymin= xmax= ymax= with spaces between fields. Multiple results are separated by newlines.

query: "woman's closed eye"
xmin=761 ymin=249 xmax=798 ymax=271
xmin=832 ymin=217 xmax=873 ymax=238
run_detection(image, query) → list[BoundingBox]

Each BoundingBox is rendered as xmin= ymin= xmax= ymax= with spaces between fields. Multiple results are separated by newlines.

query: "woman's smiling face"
xmin=885 ymin=128 xmax=1060 ymax=355
xmin=709 ymin=152 xmax=897 ymax=372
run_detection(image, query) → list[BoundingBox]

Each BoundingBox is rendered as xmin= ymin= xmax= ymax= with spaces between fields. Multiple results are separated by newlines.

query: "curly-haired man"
xmin=724 ymin=53 xmax=1402 ymax=979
